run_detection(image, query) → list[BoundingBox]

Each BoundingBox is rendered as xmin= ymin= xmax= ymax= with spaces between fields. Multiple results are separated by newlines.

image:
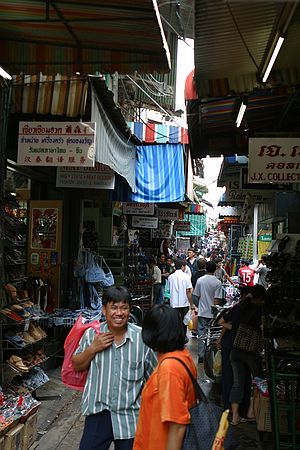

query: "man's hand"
xmin=90 ymin=332 xmax=114 ymax=354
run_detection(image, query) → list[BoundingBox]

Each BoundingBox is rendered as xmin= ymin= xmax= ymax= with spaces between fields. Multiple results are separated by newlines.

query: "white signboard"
xmin=17 ymin=121 xmax=95 ymax=167
xmin=132 ymin=216 xmax=158 ymax=229
xmin=223 ymin=189 xmax=271 ymax=203
xmin=156 ymin=208 xmax=179 ymax=220
xmin=123 ymin=203 xmax=154 ymax=215
xmin=56 ymin=163 xmax=115 ymax=189
xmin=248 ymin=138 xmax=300 ymax=184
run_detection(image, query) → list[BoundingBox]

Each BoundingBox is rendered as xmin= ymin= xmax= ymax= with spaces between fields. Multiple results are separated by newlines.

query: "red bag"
xmin=61 ymin=315 xmax=101 ymax=391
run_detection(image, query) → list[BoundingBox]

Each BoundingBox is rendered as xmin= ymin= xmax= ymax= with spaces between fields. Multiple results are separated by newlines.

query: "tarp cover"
xmin=131 ymin=143 xmax=185 ymax=203
xmin=91 ymin=87 xmax=136 ymax=192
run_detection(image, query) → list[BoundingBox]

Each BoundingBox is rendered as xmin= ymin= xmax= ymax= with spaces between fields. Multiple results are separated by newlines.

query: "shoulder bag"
xmin=161 ymin=357 xmax=237 ymax=450
xmin=233 ymin=305 xmax=263 ymax=353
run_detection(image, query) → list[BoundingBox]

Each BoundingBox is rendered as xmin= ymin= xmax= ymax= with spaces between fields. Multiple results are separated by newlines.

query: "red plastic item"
xmin=61 ymin=315 xmax=101 ymax=391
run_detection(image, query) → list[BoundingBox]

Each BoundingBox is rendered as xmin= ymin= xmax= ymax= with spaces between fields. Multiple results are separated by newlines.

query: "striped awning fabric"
xmin=127 ymin=121 xmax=189 ymax=144
xmin=131 ymin=143 xmax=185 ymax=203
xmin=0 ymin=0 xmax=170 ymax=75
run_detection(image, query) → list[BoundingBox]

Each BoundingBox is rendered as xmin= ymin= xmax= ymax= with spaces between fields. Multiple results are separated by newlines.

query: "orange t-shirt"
xmin=133 ymin=348 xmax=197 ymax=450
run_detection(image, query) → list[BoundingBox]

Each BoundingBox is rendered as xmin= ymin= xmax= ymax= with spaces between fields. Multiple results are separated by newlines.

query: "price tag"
xmin=24 ymin=319 xmax=30 ymax=332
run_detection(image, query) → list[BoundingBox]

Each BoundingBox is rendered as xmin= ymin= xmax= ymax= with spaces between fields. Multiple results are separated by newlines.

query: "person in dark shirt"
xmin=191 ymin=258 xmax=207 ymax=289
xmin=186 ymin=248 xmax=198 ymax=275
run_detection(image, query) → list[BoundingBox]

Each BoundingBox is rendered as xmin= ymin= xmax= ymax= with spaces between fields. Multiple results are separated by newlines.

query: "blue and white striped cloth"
xmin=131 ymin=143 xmax=185 ymax=203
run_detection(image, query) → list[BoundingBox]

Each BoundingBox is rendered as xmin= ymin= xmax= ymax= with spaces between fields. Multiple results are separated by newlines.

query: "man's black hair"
xmin=215 ymin=257 xmax=222 ymax=264
xmin=142 ymin=304 xmax=185 ymax=353
xmin=251 ymin=284 xmax=267 ymax=299
xmin=188 ymin=248 xmax=195 ymax=253
xmin=102 ymin=286 xmax=132 ymax=306
xmin=241 ymin=259 xmax=249 ymax=266
xmin=174 ymin=258 xmax=186 ymax=270
xmin=206 ymin=260 xmax=216 ymax=273
xmin=197 ymin=258 xmax=206 ymax=270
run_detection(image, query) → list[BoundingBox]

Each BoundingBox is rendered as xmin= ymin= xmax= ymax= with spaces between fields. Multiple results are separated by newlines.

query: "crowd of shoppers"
xmin=71 ymin=239 xmax=269 ymax=449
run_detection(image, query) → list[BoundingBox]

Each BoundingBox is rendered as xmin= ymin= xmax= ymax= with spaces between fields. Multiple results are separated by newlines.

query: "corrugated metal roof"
xmin=194 ymin=1 xmax=300 ymax=95
xmin=0 ymin=0 xmax=171 ymax=75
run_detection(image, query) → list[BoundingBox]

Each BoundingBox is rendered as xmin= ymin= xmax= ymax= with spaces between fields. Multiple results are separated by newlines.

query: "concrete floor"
xmin=35 ymin=334 xmax=274 ymax=449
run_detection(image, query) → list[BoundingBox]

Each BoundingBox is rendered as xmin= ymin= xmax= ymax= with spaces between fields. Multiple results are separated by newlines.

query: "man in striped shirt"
xmin=72 ymin=286 xmax=157 ymax=450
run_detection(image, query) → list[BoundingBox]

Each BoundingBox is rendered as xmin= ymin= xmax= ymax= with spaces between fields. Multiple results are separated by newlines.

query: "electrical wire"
xmin=226 ymin=2 xmax=259 ymax=71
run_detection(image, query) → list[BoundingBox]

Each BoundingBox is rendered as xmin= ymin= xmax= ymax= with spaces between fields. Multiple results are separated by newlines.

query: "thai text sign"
xmin=248 ymin=138 xmax=300 ymax=184
xmin=56 ymin=163 xmax=115 ymax=189
xmin=156 ymin=208 xmax=179 ymax=220
xmin=17 ymin=121 xmax=96 ymax=167
xmin=132 ymin=216 xmax=158 ymax=229
xmin=174 ymin=221 xmax=191 ymax=231
xmin=123 ymin=203 xmax=155 ymax=215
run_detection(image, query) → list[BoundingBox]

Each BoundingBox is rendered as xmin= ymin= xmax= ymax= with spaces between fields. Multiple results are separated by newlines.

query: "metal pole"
xmin=253 ymin=203 xmax=258 ymax=261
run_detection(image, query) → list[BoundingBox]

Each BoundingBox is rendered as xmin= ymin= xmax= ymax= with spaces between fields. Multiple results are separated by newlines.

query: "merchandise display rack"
xmin=264 ymin=234 xmax=300 ymax=450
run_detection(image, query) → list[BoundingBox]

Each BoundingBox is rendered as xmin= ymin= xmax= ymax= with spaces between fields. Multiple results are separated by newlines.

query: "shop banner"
xmin=152 ymin=223 xmax=172 ymax=238
xmin=248 ymin=138 xmax=300 ymax=184
xmin=56 ymin=163 xmax=115 ymax=189
xmin=240 ymin=168 xmax=292 ymax=190
xmin=132 ymin=216 xmax=158 ymax=229
xmin=222 ymin=189 xmax=271 ymax=203
xmin=174 ymin=221 xmax=191 ymax=231
xmin=123 ymin=203 xmax=154 ymax=215
xmin=156 ymin=208 xmax=179 ymax=220
xmin=17 ymin=121 xmax=96 ymax=167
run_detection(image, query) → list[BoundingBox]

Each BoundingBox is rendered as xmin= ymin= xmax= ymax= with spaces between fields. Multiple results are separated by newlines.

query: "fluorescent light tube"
xmin=0 ymin=66 xmax=12 ymax=80
xmin=262 ymin=36 xmax=284 ymax=83
xmin=236 ymin=102 xmax=247 ymax=128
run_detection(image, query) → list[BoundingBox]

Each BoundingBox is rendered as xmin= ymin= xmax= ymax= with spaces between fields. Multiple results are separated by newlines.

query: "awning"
xmin=131 ymin=143 xmax=185 ymax=203
xmin=91 ymin=87 xmax=136 ymax=192
xmin=127 ymin=121 xmax=188 ymax=144
xmin=0 ymin=0 xmax=170 ymax=75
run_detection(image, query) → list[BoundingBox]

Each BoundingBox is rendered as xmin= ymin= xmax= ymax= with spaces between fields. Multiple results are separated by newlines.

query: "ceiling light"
xmin=236 ymin=101 xmax=247 ymax=128
xmin=0 ymin=66 xmax=12 ymax=80
xmin=262 ymin=34 xmax=285 ymax=83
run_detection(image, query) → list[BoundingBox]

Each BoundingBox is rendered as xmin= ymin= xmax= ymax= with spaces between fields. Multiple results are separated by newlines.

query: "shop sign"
xmin=152 ymin=223 xmax=172 ymax=238
xmin=132 ymin=216 xmax=158 ymax=229
xmin=220 ymin=217 xmax=240 ymax=224
xmin=123 ymin=203 xmax=154 ymax=215
xmin=223 ymin=189 xmax=271 ymax=203
xmin=248 ymin=138 xmax=300 ymax=184
xmin=56 ymin=163 xmax=115 ymax=189
xmin=174 ymin=221 xmax=191 ymax=231
xmin=156 ymin=208 xmax=179 ymax=220
xmin=17 ymin=121 xmax=96 ymax=167
xmin=240 ymin=168 xmax=292 ymax=190
xmin=259 ymin=234 xmax=272 ymax=241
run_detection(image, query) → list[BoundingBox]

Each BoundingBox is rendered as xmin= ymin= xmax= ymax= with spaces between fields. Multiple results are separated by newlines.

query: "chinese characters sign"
xmin=56 ymin=163 xmax=115 ymax=189
xmin=17 ymin=121 xmax=96 ymax=167
xmin=248 ymin=138 xmax=300 ymax=184
xmin=123 ymin=203 xmax=155 ymax=215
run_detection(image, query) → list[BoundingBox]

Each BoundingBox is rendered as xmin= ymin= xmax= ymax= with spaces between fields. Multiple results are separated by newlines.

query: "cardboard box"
xmin=4 ymin=424 xmax=24 ymax=450
xmin=253 ymin=388 xmax=272 ymax=432
xmin=22 ymin=413 xmax=38 ymax=450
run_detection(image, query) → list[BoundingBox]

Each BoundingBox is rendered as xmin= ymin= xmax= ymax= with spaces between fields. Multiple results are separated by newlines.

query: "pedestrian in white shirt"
xmin=168 ymin=259 xmax=194 ymax=342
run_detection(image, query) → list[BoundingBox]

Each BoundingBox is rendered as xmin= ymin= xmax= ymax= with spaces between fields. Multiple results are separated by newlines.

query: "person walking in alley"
xmin=238 ymin=260 xmax=255 ymax=286
xmin=149 ymin=257 xmax=163 ymax=304
xmin=168 ymin=259 xmax=194 ymax=341
xmin=72 ymin=286 xmax=157 ymax=450
xmin=186 ymin=248 xmax=198 ymax=276
xmin=193 ymin=261 xmax=223 ymax=363
xmin=133 ymin=304 xmax=197 ymax=450
xmin=254 ymin=255 xmax=269 ymax=289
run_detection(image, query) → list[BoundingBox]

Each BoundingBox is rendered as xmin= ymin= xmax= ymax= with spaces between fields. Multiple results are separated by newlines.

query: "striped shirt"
xmin=75 ymin=322 xmax=157 ymax=439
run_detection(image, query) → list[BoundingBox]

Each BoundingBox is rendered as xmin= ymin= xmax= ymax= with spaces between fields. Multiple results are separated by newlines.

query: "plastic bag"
xmin=61 ymin=315 xmax=100 ymax=391
xmin=213 ymin=350 xmax=222 ymax=377
xmin=183 ymin=309 xmax=193 ymax=325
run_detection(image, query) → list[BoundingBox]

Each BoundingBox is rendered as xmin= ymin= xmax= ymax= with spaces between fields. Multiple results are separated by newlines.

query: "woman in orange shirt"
xmin=133 ymin=304 xmax=197 ymax=450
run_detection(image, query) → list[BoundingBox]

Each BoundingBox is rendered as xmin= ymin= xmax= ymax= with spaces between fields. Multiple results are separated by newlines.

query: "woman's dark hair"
xmin=142 ymin=304 xmax=185 ymax=353
xmin=102 ymin=286 xmax=132 ymax=306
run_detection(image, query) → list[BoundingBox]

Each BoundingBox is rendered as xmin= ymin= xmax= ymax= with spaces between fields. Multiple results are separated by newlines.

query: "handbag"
xmin=85 ymin=252 xmax=106 ymax=284
xmin=161 ymin=357 xmax=237 ymax=450
xmin=233 ymin=323 xmax=263 ymax=353
xmin=100 ymin=257 xmax=115 ymax=287
xmin=233 ymin=305 xmax=263 ymax=353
